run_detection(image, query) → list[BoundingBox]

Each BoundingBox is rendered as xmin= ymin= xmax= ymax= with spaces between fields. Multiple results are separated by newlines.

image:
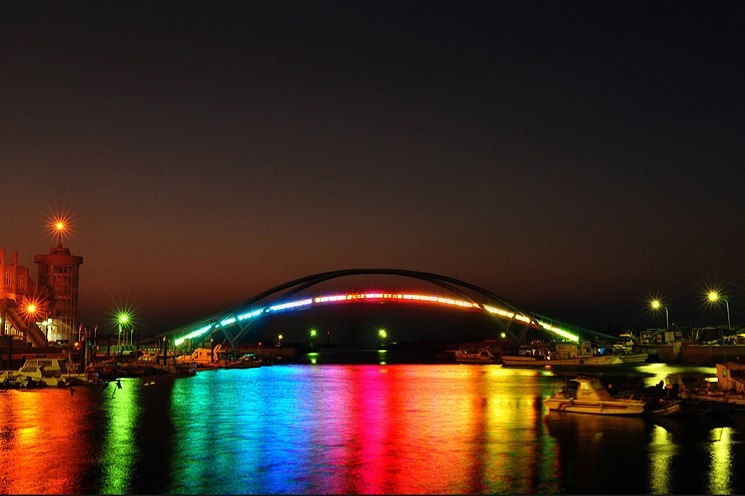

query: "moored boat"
xmin=0 ymin=357 xmax=97 ymax=388
xmin=502 ymin=340 xmax=624 ymax=367
xmin=544 ymin=376 xmax=647 ymax=415
xmin=544 ymin=376 xmax=682 ymax=416
xmin=225 ymin=353 xmax=262 ymax=369
xmin=89 ymin=353 xmax=197 ymax=380
xmin=453 ymin=347 xmax=498 ymax=364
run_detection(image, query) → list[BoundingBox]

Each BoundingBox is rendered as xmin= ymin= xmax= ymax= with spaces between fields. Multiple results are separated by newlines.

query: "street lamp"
xmin=117 ymin=312 xmax=130 ymax=347
xmin=378 ymin=328 xmax=388 ymax=347
xmin=708 ymin=291 xmax=731 ymax=329
xmin=650 ymin=299 xmax=669 ymax=329
xmin=50 ymin=216 xmax=70 ymax=247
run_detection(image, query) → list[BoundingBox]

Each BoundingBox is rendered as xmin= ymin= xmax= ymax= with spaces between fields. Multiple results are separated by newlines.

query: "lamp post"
xmin=378 ymin=328 xmax=388 ymax=347
xmin=650 ymin=299 xmax=669 ymax=329
xmin=116 ymin=311 xmax=132 ymax=348
xmin=708 ymin=291 xmax=731 ymax=329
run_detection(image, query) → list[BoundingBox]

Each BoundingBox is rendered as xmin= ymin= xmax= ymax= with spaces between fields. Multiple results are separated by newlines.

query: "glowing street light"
xmin=117 ymin=311 xmax=131 ymax=347
xmin=378 ymin=328 xmax=388 ymax=347
xmin=25 ymin=303 xmax=37 ymax=318
xmin=708 ymin=291 xmax=731 ymax=329
xmin=650 ymin=299 xmax=669 ymax=329
xmin=50 ymin=215 xmax=71 ymax=247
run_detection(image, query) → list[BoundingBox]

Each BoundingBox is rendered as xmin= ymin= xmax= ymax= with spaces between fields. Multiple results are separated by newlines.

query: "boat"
xmin=225 ymin=353 xmax=262 ymax=369
xmin=501 ymin=341 xmax=624 ymax=367
xmin=89 ymin=353 xmax=197 ymax=380
xmin=544 ymin=376 xmax=646 ymax=415
xmin=672 ymin=362 xmax=745 ymax=414
xmin=453 ymin=347 xmax=498 ymax=364
xmin=544 ymin=376 xmax=682 ymax=416
xmin=0 ymin=357 xmax=98 ymax=388
xmin=177 ymin=345 xmax=262 ymax=369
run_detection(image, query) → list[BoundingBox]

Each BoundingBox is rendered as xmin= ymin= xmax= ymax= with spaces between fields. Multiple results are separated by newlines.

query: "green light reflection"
xmin=100 ymin=380 xmax=141 ymax=494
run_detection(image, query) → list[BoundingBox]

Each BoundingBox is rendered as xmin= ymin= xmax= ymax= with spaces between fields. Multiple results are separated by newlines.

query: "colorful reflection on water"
xmin=0 ymin=363 xmax=744 ymax=494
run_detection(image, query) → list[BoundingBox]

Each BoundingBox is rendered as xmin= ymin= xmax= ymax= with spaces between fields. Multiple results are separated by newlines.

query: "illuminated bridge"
xmin=162 ymin=269 xmax=619 ymax=351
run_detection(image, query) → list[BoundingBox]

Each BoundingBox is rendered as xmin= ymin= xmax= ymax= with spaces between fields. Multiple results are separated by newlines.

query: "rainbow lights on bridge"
xmin=173 ymin=291 xmax=580 ymax=346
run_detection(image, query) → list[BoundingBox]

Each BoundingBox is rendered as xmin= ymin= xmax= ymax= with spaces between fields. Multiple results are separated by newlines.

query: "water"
xmin=0 ymin=362 xmax=743 ymax=494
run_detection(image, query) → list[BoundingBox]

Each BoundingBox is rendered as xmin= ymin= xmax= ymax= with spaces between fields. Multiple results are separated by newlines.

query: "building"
xmin=34 ymin=243 xmax=83 ymax=343
xmin=0 ymin=248 xmax=48 ymax=345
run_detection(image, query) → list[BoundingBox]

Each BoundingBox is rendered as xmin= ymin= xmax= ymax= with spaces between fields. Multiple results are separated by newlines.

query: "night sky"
xmin=2 ymin=1 xmax=745 ymax=337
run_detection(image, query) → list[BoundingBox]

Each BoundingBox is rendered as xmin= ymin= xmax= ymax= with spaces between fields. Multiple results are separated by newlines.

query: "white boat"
xmin=0 ymin=357 xmax=97 ymax=388
xmin=544 ymin=376 xmax=646 ymax=415
xmin=544 ymin=376 xmax=682 ymax=416
xmin=454 ymin=347 xmax=498 ymax=363
xmin=501 ymin=341 xmax=624 ymax=367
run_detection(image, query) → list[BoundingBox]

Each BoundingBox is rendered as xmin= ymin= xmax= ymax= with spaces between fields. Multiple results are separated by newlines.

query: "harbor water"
xmin=1 ymin=362 xmax=744 ymax=494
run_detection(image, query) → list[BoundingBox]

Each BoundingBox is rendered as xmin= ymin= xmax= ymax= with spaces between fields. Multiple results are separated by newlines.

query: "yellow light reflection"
xmin=648 ymin=425 xmax=673 ymax=495
xmin=708 ymin=427 xmax=732 ymax=494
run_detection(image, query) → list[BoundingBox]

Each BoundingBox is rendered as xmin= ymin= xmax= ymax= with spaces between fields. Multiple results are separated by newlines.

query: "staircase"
xmin=0 ymin=299 xmax=47 ymax=348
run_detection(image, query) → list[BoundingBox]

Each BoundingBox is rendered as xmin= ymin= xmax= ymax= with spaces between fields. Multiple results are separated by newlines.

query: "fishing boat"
xmin=454 ymin=347 xmax=498 ymax=363
xmin=544 ymin=376 xmax=646 ymax=415
xmin=544 ymin=376 xmax=682 ymax=416
xmin=225 ymin=353 xmax=262 ymax=369
xmin=501 ymin=341 xmax=624 ymax=367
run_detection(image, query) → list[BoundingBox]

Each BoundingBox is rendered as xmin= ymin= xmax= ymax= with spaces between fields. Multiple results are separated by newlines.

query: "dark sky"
xmin=2 ymin=1 xmax=745 ymax=336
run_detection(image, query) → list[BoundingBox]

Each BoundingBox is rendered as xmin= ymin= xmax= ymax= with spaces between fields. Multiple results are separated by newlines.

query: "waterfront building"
xmin=0 ymin=248 xmax=47 ymax=343
xmin=34 ymin=242 xmax=83 ymax=344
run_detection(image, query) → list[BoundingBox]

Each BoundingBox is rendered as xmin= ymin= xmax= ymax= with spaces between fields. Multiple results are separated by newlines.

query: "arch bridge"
xmin=163 ymin=269 xmax=618 ymax=349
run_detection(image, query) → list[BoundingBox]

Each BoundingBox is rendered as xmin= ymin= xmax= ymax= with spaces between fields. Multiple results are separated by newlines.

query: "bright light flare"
xmin=22 ymin=300 xmax=41 ymax=321
xmin=48 ymin=214 xmax=74 ymax=245
xmin=112 ymin=306 xmax=136 ymax=330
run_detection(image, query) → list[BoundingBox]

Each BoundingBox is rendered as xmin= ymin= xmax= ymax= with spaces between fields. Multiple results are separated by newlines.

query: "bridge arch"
xmin=164 ymin=269 xmax=618 ymax=350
